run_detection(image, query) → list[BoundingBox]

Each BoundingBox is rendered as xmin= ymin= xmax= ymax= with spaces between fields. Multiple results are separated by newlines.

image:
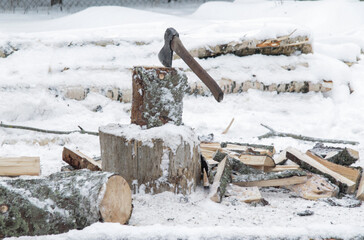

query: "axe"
xmin=158 ymin=28 xmax=224 ymax=102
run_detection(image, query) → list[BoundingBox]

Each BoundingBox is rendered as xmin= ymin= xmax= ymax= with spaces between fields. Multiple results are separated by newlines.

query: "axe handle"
xmin=171 ymin=37 xmax=224 ymax=102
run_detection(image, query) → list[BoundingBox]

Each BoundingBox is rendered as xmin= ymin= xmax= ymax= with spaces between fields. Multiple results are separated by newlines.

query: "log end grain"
xmin=99 ymin=175 xmax=132 ymax=224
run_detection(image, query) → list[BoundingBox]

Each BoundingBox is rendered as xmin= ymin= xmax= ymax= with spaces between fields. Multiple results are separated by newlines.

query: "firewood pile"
xmin=200 ymin=142 xmax=363 ymax=205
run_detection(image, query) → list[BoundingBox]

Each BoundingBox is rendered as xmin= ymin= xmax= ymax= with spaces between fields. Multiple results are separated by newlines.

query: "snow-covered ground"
xmin=2 ymin=0 xmax=364 ymax=239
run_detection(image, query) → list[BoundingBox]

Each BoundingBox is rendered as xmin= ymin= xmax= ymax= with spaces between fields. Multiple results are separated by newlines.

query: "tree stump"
xmin=131 ymin=66 xmax=188 ymax=128
xmin=0 ymin=170 xmax=132 ymax=238
xmin=99 ymin=123 xmax=200 ymax=195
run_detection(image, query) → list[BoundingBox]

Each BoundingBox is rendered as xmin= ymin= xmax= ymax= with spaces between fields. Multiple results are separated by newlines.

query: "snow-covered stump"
xmin=99 ymin=124 xmax=200 ymax=195
xmin=0 ymin=170 xmax=132 ymax=238
xmin=131 ymin=66 xmax=188 ymax=128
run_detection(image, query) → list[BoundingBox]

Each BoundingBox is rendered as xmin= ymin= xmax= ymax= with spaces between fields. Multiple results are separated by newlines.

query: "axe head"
xmin=158 ymin=28 xmax=179 ymax=67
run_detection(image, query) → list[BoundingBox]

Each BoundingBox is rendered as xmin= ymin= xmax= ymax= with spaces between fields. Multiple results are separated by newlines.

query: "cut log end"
xmin=100 ymin=175 xmax=132 ymax=224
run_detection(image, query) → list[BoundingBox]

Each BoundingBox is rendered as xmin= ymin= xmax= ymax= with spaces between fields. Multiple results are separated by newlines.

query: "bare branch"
xmin=258 ymin=124 xmax=359 ymax=145
xmin=0 ymin=122 xmax=99 ymax=136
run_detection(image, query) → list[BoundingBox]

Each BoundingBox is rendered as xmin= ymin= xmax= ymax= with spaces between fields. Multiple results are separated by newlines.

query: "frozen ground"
xmin=1 ymin=0 xmax=364 ymax=239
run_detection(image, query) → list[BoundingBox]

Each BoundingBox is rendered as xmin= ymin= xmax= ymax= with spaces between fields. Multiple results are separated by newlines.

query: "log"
xmin=286 ymin=147 xmax=356 ymax=193
xmin=232 ymin=170 xmax=307 ymax=187
xmin=131 ymin=66 xmax=188 ymax=128
xmin=62 ymin=147 xmax=101 ymax=171
xmin=176 ymin=34 xmax=312 ymax=59
xmin=285 ymin=173 xmax=339 ymax=200
xmin=0 ymin=157 xmax=40 ymax=176
xmin=209 ymin=156 xmax=232 ymax=203
xmin=0 ymin=170 xmax=132 ymax=238
xmin=308 ymin=143 xmax=359 ymax=166
xmin=99 ymin=123 xmax=200 ymax=195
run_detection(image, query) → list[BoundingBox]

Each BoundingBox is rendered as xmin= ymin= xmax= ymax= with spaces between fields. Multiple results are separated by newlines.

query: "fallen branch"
xmin=0 ymin=122 xmax=99 ymax=136
xmin=258 ymin=124 xmax=359 ymax=145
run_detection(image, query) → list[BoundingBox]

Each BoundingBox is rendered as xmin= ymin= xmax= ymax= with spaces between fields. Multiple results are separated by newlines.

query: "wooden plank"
xmin=239 ymin=154 xmax=275 ymax=167
xmin=62 ymin=147 xmax=101 ymax=171
xmin=0 ymin=157 xmax=40 ymax=176
xmin=233 ymin=176 xmax=307 ymax=187
xmin=286 ymin=147 xmax=356 ymax=193
xmin=285 ymin=173 xmax=339 ymax=200
xmin=306 ymin=151 xmax=361 ymax=184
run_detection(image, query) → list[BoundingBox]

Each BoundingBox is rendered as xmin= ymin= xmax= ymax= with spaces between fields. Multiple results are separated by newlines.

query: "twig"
xmin=0 ymin=122 xmax=99 ymax=136
xmin=258 ymin=124 xmax=359 ymax=145
xmin=222 ymin=118 xmax=235 ymax=134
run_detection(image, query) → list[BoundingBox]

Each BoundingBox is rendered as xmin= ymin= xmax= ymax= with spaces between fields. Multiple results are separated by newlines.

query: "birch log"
xmin=131 ymin=66 xmax=188 ymax=128
xmin=0 ymin=170 xmax=132 ymax=238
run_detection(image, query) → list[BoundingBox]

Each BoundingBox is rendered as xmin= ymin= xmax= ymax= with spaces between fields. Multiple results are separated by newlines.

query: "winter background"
xmin=1 ymin=0 xmax=364 ymax=239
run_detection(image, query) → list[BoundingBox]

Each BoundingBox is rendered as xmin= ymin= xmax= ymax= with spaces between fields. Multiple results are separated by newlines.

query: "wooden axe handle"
xmin=171 ymin=36 xmax=224 ymax=102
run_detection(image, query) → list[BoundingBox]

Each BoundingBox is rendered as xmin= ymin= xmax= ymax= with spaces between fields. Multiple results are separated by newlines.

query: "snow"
xmin=1 ymin=0 xmax=364 ymax=239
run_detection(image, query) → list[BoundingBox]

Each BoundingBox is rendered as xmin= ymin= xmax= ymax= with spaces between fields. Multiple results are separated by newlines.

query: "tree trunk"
xmin=0 ymin=170 xmax=132 ymax=238
xmin=131 ymin=66 xmax=188 ymax=128
xmin=99 ymin=123 xmax=200 ymax=195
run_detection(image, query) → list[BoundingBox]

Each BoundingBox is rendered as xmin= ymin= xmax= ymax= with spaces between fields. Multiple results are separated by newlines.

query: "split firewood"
xmin=226 ymin=184 xmax=263 ymax=204
xmin=200 ymin=142 xmax=221 ymax=151
xmin=356 ymin=174 xmax=364 ymax=200
xmin=0 ymin=170 xmax=132 ymax=238
xmin=273 ymin=150 xmax=288 ymax=165
xmin=62 ymin=147 xmax=101 ymax=171
xmin=238 ymin=153 xmax=275 ymax=168
xmin=308 ymin=143 xmax=359 ymax=166
xmin=232 ymin=169 xmax=307 ymax=187
xmin=286 ymin=147 xmax=357 ymax=193
xmin=209 ymin=157 xmax=232 ymax=203
xmin=0 ymin=157 xmax=40 ymax=176
xmin=265 ymin=165 xmax=300 ymax=172
xmin=285 ymin=173 xmax=339 ymax=200
xmin=306 ymin=151 xmax=361 ymax=186
xmin=221 ymin=142 xmax=275 ymax=157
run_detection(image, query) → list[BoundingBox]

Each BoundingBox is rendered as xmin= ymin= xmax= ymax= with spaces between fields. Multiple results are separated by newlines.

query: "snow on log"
xmin=0 ymin=157 xmax=40 ymax=176
xmin=286 ymin=147 xmax=356 ymax=193
xmin=308 ymin=143 xmax=359 ymax=166
xmin=175 ymin=35 xmax=312 ymax=59
xmin=99 ymin=123 xmax=200 ymax=195
xmin=62 ymin=147 xmax=101 ymax=171
xmin=285 ymin=173 xmax=339 ymax=200
xmin=0 ymin=170 xmax=132 ymax=238
xmin=131 ymin=66 xmax=188 ymax=128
